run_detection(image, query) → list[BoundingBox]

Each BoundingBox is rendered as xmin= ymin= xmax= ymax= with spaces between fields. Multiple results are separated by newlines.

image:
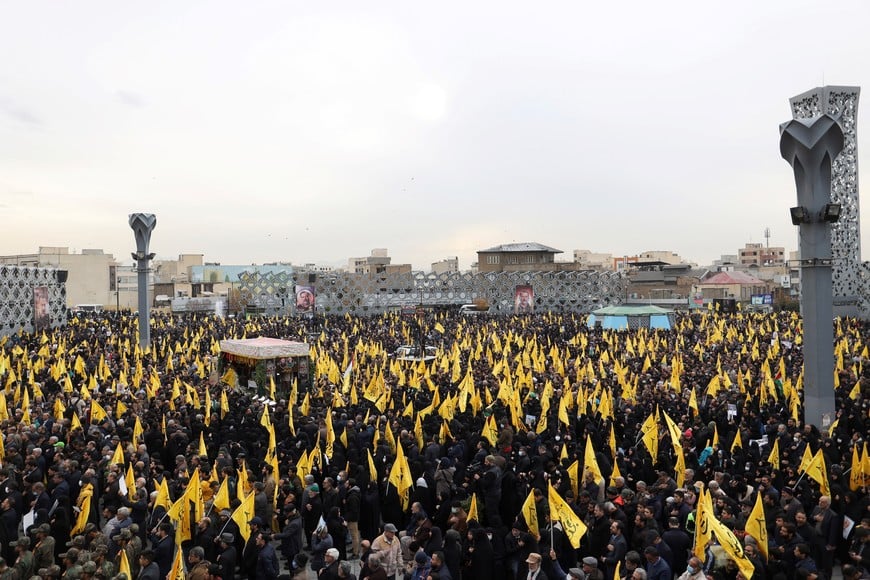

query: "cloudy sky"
xmin=1 ymin=0 xmax=869 ymax=271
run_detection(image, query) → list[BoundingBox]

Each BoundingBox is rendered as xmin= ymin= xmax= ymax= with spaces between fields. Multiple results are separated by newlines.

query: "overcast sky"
xmin=2 ymin=0 xmax=869 ymax=271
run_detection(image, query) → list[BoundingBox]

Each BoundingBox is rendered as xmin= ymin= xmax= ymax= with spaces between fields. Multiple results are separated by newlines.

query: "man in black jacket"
xmin=151 ymin=522 xmax=175 ymax=580
xmin=217 ymin=533 xmax=237 ymax=580
xmin=343 ymin=479 xmax=362 ymax=558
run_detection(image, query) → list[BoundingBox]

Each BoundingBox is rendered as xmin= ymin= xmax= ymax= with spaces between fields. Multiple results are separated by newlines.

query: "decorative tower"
xmin=128 ymin=213 xmax=157 ymax=350
xmin=780 ymin=112 xmax=844 ymax=430
xmin=790 ymin=86 xmax=862 ymax=313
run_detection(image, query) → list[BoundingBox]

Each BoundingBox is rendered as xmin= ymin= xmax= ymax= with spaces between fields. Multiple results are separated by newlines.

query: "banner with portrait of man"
xmin=295 ymin=285 xmax=316 ymax=313
xmin=514 ymin=285 xmax=534 ymax=314
xmin=33 ymin=286 xmax=50 ymax=332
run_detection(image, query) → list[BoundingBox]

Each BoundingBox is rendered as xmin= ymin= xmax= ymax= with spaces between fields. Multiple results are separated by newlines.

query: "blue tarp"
xmin=649 ymin=314 xmax=671 ymax=329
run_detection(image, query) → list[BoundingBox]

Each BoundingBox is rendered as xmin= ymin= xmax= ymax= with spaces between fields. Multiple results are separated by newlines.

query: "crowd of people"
xmin=0 ymin=308 xmax=866 ymax=580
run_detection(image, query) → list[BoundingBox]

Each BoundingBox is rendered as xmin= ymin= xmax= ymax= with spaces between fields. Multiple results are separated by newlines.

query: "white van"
xmin=72 ymin=304 xmax=103 ymax=313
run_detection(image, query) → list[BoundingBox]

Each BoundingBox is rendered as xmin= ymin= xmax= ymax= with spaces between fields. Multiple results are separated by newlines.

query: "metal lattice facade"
xmin=238 ymin=270 xmax=626 ymax=316
xmin=0 ymin=266 xmax=67 ymax=335
xmin=790 ymin=86 xmax=867 ymax=313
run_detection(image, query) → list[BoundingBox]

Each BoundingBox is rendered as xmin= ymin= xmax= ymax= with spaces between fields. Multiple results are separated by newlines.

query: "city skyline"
xmin=2 ymin=1 xmax=870 ymax=271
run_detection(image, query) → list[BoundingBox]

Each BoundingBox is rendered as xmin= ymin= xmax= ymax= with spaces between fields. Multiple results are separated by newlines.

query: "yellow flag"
xmin=804 ymin=449 xmax=831 ymax=496
xmin=707 ymin=511 xmax=755 ymax=579
xmin=133 ymin=417 xmax=144 ymax=443
xmin=584 ymin=435 xmax=603 ymax=484
xmin=167 ymin=537 xmax=187 ymax=580
xmin=199 ymin=432 xmax=208 ymax=457
xmin=71 ymin=493 xmax=91 ymax=536
xmin=609 ymin=460 xmax=622 ymax=487
xmin=767 ymin=439 xmax=780 ymax=470
xmin=119 ymin=548 xmax=132 ymax=579
xmin=125 ymin=463 xmax=135 ymax=493
xmin=567 ymin=460 xmax=579 ymax=498
xmin=693 ymin=487 xmax=713 ymax=560
xmin=482 ymin=414 xmax=498 ymax=447
xmin=367 ymin=449 xmax=378 ymax=483
xmin=220 ymin=390 xmax=229 ymax=419
xmin=467 ymin=494 xmax=479 ymax=522
xmin=154 ymin=478 xmax=172 ymax=511
xmin=641 ymin=414 xmax=658 ymax=462
xmin=850 ymin=445 xmax=863 ymax=492
xmin=547 ymin=482 xmax=587 ymax=548
xmin=688 ymin=388 xmax=699 ymax=415
xmin=213 ymin=478 xmax=231 ymax=513
xmin=745 ymin=486 xmax=768 ymax=559
xmin=231 ymin=492 xmax=255 ymax=542
xmin=388 ymin=442 xmax=413 ymax=509
xmin=798 ymin=444 xmax=814 ymax=473
xmin=520 ymin=488 xmax=539 ymax=537
xmin=111 ymin=442 xmax=125 ymax=466
xmin=730 ymin=430 xmax=742 ymax=454
xmin=90 ymin=399 xmax=108 ymax=423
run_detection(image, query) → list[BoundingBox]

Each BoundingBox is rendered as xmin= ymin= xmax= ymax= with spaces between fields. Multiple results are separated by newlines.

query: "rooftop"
xmin=478 ymin=242 xmax=563 ymax=254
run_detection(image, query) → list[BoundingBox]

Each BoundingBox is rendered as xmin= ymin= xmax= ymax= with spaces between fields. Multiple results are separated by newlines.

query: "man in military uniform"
xmin=79 ymin=561 xmax=97 ymax=580
xmin=127 ymin=524 xmax=143 ymax=561
xmin=39 ymin=564 xmax=62 ymax=579
xmin=33 ymin=524 xmax=55 ymax=571
xmin=111 ymin=529 xmax=136 ymax=578
xmin=0 ymin=557 xmax=16 ymax=580
xmin=84 ymin=524 xmax=107 ymax=554
xmin=91 ymin=545 xmax=115 ymax=579
xmin=60 ymin=548 xmax=82 ymax=580
xmin=63 ymin=536 xmax=89 ymax=567
xmin=11 ymin=537 xmax=34 ymax=580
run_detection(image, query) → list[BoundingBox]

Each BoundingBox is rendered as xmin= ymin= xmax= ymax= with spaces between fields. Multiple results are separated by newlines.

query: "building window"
xmin=486 ymin=255 xmax=499 ymax=265
xmin=507 ymin=255 xmax=518 ymax=264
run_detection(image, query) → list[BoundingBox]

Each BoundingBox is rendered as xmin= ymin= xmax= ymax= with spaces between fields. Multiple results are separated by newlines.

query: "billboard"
xmin=751 ymin=294 xmax=773 ymax=305
xmin=295 ymin=285 xmax=316 ymax=313
xmin=514 ymin=285 xmax=534 ymax=314
xmin=33 ymin=286 xmax=50 ymax=332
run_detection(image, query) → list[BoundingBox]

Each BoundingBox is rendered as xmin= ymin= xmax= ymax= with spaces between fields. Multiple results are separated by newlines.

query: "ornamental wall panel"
xmin=238 ymin=270 xmax=626 ymax=316
xmin=0 ymin=266 xmax=67 ymax=335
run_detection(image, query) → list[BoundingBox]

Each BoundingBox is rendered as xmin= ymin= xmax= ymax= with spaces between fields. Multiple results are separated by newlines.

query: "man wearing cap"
xmin=60 ymin=548 xmax=81 ymax=580
xmin=303 ymin=484 xmax=323 ymax=549
xmin=526 ymin=552 xmax=547 ymax=580
xmin=581 ymin=557 xmax=603 ymax=580
xmin=242 ymin=516 xmax=265 ymax=580
xmin=0 ymin=557 xmax=12 ymax=580
xmin=32 ymin=523 xmax=55 ymax=571
xmin=255 ymin=532 xmax=279 ymax=580
xmin=115 ymin=528 xmax=138 ymax=578
xmin=11 ymin=537 xmax=33 ymax=579
xmin=217 ymin=533 xmax=237 ymax=580
xmin=91 ymin=544 xmax=115 ymax=579
xmin=372 ymin=524 xmax=403 ymax=579
xmin=546 ymin=548 xmax=584 ymax=580
xmin=79 ymin=560 xmax=97 ymax=579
